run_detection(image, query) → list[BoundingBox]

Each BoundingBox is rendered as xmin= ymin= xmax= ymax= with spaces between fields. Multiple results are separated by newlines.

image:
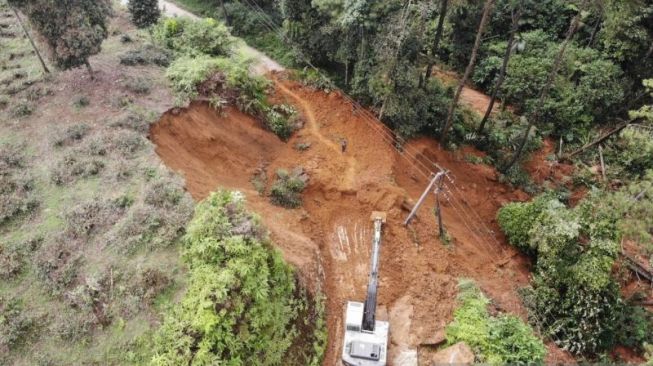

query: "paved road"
xmin=119 ymin=0 xmax=284 ymax=74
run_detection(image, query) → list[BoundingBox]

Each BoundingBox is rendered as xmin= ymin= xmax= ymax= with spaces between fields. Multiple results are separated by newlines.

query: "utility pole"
xmin=404 ymin=170 xmax=447 ymax=236
xmin=434 ymin=173 xmax=445 ymax=239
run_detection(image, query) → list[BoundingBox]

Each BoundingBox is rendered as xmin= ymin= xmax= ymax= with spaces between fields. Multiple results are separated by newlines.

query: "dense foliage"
xmin=498 ymin=194 xmax=653 ymax=356
xmin=8 ymin=0 xmax=111 ymax=72
xmin=446 ymin=279 xmax=546 ymax=364
xmin=150 ymin=190 xmax=324 ymax=365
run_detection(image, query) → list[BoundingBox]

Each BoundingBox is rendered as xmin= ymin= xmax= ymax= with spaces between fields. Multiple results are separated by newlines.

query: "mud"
xmin=150 ymin=74 xmax=573 ymax=364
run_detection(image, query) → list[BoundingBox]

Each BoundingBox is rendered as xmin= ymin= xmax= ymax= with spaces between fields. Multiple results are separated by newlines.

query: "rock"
xmin=420 ymin=329 xmax=446 ymax=346
xmin=429 ymin=342 xmax=475 ymax=365
xmin=394 ymin=349 xmax=418 ymax=366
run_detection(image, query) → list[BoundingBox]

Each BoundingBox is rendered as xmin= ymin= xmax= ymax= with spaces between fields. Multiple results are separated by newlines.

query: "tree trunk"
xmin=587 ymin=15 xmax=601 ymax=48
xmin=477 ymin=4 xmax=521 ymax=134
xmin=501 ymin=6 xmax=584 ymax=173
xmin=423 ymin=0 xmax=449 ymax=86
xmin=85 ymin=59 xmax=95 ymax=80
xmin=220 ymin=0 xmax=230 ymax=26
xmin=11 ymin=7 xmax=49 ymax=74
xmin=441 ymin=0 xmax=495 ymax=144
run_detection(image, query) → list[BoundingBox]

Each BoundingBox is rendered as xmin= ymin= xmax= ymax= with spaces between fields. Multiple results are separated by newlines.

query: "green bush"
xmin=10 ymin=100 xmax=33 ymax=118
xmin=446 ymin=279 xmax=546 ymax=364
xmin=605 ymin=127 xmax=653 ymax=178
xmin=150 ymin=190 xmax=323 ymax=365
xmin=154 ymin=17 xmax=234 ymax=57
xmin=124 ymin=76 xmax=152 ymax=95
xmin=0 ymin=298 xmax=36 ymax=353
xmin=119 ymin=45 xmax=171 ymax=67
xmin=264 ymin=104 xmax=300 ymax=140
xmin=52 ymin=123 xmax=90 ymax=147
xmin=50 ymin=152 xmax=105 ymax=185
xmin=270 ymin=168 xmax=307 ymax=208
xmin=166 ymin=54 xmax=223 ymax=102
xmin=0 ymin=142 xmax=38 ymax=224
xmin=496 ymin=194 xmax=552 ymax=254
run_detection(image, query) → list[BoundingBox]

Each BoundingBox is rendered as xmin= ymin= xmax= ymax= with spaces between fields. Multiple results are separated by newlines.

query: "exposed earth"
xmin=150 ymin=73 xmax=575 ymax=365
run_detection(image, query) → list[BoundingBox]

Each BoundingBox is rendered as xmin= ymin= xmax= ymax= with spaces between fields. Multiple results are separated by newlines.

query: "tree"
xmin=477 ymin=1 xmax=521 ymax=134
xmin=441 ymin=0 xmax=495 ymax=144
xmin=502 ymin=2 xmax=584 ymax=172
xmin=7 ymin=0 xmax=112 ymax=78
xmin=127 ymin=0 xmax=161 ymax=29
xmin=422 ymin=0 xmax=449 ymax=86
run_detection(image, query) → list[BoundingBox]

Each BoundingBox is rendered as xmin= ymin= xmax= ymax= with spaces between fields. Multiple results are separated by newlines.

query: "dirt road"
xmin=151 ymin=73 xmax=574 ymax=364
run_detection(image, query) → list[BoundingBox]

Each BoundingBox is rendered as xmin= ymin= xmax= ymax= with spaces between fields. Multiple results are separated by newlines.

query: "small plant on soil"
xmin=295 ymin=141 xmax=311 ymax=151
xmin=10 ymin=100 xmax=33 ymax=118
xmin=72 ymin=95 xmax=90 ymax=109
xmin=269 ymin=168 xmax=308 ymax=208
xmin=52 ymin=123 xmax=90 ymax=147
xmin=263 ymin=103 xmax=301 ymax=141
xmin=123 ymin=76 xmax=152 ymax=95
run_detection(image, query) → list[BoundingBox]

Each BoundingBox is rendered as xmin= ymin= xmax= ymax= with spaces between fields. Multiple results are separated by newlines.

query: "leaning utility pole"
xmin=404 ymin=170 xmax=447 ymax=239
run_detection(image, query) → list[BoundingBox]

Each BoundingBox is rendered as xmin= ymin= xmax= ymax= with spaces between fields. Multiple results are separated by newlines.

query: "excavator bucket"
xmin=370 ymin=211 xmax=387 ymax=223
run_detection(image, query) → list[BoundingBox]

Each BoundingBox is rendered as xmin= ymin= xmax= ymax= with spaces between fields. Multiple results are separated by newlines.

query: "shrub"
xmin=124 ymin=76 xmax=152 ymax=95
xmin=605 ymin=127 xmax=653 ymax=178
xmin=270 ymin=168 xmax=307 ymax=208
xmin=154 ymin=17 xmax=234 ymax=57
xmin=0 ymin=298 xmax=36 ymax=353
xmin=166 ymin=54 xmax=223 ymax=102
xmin=264 ymin=104 xmax=301 ymax=140
xmin=50 ymin=153 xmax=105 ymax=185
xmin=72 ymin=95 xmax=90 ymax=109
xmin=52 ymin=123 xmax=90 ymax=147
xmin=10 ymin=100 xmax=33 ymax=118
xmin=64 ymin=199 xmax=126 ymax=239
xmin=178 ymin=18 xmax=234 ymax=56
xmin=119 ymin=45 xmax=171 ymax=67
xmin=0 ymin=142 xmax=38 ymax=223
xmin=110 ymin=129 xmax=146 ymax=156
xmin=446 ymin=279 xmax=546 ymax=364
xmin=150 ymin=190 xmax=322 ymax=365
xmin=109 ymin=173 xmax=193 ymax=253
xmin=110 ymin=109 xmax=155 ymax=134
xmin=36 ymin=238 xmax=83 ymax=294
xmin=497 ymin=194 xmax=553 ymax=254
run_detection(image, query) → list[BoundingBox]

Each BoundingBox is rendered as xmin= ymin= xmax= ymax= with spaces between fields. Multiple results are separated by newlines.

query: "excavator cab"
xmin=342 ymin=212 xmax=389 ymax=366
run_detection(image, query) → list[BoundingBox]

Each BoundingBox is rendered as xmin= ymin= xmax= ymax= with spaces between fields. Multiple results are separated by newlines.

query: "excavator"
xmin=341 ymin=212 xmax=389 ymax=366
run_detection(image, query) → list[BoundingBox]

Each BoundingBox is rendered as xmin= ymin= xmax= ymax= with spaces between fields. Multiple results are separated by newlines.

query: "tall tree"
xmin=8 ymin=0 xmax=112 ymax=78
xmin=422 ymin=0 xmax=449 ymax=86
xmin=441 ymin=0 xmax=495 ymax=144
xmin=502 ymin=2 xmax=585 ymax=172
xmin=9 ymin=6 xmax=49 ymax=74
xmin=477 ymin=0 xmax=522 ymax=134
xmin=127 ymin=0 xmax=161 ymax=29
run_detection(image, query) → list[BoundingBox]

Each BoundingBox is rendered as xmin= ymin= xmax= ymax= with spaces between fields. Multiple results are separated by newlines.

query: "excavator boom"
xmin=342 ymin=212 xmax=389 ymax=366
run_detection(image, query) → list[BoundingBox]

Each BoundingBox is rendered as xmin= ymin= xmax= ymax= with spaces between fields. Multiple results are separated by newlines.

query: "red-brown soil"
xmin=150 ymin=74 xmax=574 ymax=365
